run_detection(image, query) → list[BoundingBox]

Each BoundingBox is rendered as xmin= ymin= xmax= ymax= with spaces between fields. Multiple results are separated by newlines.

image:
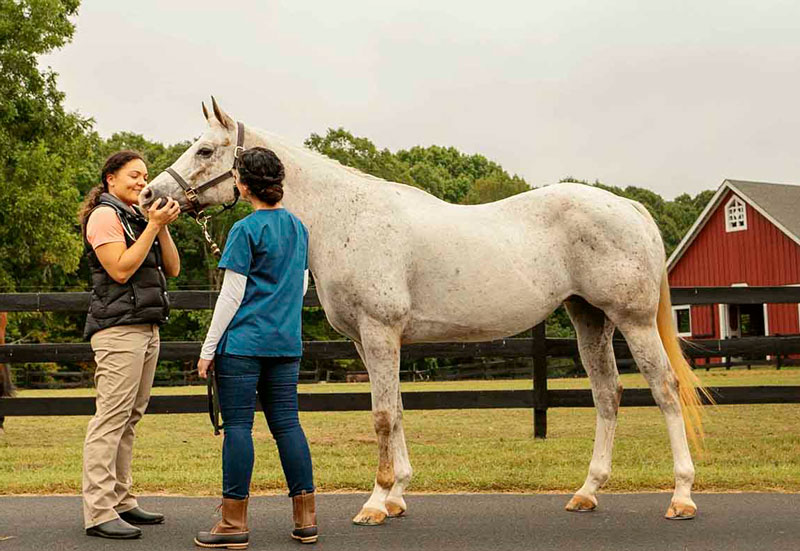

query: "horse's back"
xmin=398 ymin=183 xmax=664 ymax=340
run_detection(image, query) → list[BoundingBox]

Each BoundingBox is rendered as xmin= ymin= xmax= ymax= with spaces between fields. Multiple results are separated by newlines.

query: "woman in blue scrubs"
xmin=194 ymin=147 xmax=316 ymax=548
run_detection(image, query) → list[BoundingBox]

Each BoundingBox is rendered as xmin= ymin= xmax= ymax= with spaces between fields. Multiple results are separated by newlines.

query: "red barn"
xmin=667 ymin=179 xmax=800 ymax=353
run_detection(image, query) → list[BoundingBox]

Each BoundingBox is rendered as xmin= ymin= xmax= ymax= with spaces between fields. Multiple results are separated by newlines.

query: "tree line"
xmin=1 ymin=1 xmax=715 ymax=381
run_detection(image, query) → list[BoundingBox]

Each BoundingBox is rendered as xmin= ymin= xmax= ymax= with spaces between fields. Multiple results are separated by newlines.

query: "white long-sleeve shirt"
xmin=200 ymin=268 xmax=309 ymax=360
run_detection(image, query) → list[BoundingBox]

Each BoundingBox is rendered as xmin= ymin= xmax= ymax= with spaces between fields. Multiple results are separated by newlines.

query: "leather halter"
xmin=165 ymin=121 xmax=246 ymax=215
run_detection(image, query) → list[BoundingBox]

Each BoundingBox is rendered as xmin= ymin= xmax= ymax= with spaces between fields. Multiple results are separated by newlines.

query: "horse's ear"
xmin=211 ymin=96 xmax=233 ymax=130
xmin=202 ymin=101 xmax=209 ymax=121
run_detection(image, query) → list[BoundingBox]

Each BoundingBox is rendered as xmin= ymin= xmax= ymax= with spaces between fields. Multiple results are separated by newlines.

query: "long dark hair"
xmin=236 ymin=147 xmax=285 ymax=205
xmin=78 ymin=150 xmax=144 ymax=228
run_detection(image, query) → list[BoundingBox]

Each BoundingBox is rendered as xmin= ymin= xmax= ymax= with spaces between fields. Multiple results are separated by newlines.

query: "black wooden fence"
xmin=1 ymin=287 xmax=799 ymax=438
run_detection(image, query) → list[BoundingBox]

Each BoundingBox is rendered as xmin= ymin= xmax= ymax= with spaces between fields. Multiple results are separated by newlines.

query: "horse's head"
xmin=139 ymin=97 xmax=242 ymax=214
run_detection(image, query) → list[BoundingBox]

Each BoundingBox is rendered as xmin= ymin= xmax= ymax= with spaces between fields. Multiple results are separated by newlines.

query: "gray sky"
xmin=43 ymin=0 xmax=800 ymax=198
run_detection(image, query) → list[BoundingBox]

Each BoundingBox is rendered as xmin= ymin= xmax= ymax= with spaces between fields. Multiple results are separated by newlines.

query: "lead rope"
xmin=194 ymin=211 xmax=222 ymax=257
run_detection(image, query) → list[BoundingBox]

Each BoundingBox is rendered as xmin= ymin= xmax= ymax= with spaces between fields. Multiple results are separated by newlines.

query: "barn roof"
xmin=726 ymin=180 xmax=800 ymax=239
xmin=667 ymin=179 xmax=800 ymax=272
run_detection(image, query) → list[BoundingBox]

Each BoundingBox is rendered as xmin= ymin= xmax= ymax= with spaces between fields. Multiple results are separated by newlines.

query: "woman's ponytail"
xmin=78 ymin=184 xmax=106 ymax=230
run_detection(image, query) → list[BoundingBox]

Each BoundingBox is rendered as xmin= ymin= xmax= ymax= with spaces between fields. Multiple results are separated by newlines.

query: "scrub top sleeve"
xmin=218 ymin=223 xmax=252 ymax=276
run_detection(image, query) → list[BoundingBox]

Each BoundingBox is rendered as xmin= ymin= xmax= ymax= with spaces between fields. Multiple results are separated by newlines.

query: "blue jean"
xmin=215 ymin=354 xmax=314 ymax=499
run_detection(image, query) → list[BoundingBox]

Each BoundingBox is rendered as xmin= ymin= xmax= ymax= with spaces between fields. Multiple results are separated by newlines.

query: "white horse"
xmin=141 ymin=99 xmax=708 ymax=523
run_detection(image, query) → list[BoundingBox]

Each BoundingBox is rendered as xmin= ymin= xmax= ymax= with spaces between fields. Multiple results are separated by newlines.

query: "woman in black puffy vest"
xmin=77 ymin=150 xmax=180 ymax=540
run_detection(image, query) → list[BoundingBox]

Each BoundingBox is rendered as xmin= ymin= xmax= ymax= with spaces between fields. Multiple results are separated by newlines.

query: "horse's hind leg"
xmin=564 ymin=298 xmax=621 ymax=513
xmin=351 ymin=319 xmax=405 ymax=526
xmin=385 ymin=386 xmax=412 ymax=517
xmin=616 ymin=318 xmax=696 ymax=519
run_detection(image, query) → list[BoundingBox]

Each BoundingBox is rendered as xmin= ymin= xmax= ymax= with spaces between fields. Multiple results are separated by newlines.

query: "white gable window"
xmin=725 ymin=196 xmax=747 ymax=232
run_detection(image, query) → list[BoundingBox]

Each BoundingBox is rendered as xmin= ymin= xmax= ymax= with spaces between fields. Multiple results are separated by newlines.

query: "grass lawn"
xmin=1 ymin=367 xmax=798 ymax=495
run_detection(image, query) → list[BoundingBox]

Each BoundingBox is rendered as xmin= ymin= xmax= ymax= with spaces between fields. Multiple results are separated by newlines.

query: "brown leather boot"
xmin=291 ymin=491 xmax=318 ymax=544
xmin=194 ymin=497 xmax=249 ymax=549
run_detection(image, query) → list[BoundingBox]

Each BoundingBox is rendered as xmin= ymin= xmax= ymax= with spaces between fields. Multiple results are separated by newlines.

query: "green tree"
xmin=0 ymin=0 xmax=95 ymax=292
xmin=304 ymin=128 xmax=414 ymax=185
xmin=462 ymin=174 xmax=530 ymax=205
xmin=305 ymin=128 xmax=531 ymax=204
xmin=397 ymin=145 xmax=523 ymax=203
xmin=559 ymin=177 xmax=714 ymax=256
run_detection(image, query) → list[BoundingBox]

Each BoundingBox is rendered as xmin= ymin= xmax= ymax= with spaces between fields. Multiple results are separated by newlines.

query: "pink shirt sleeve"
xmin=86 ymin=207 xmax=126 ymax=249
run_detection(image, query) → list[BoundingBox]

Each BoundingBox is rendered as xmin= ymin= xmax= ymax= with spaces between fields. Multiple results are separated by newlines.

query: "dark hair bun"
xmin=237 ymin=147 xmax=285 ymax=205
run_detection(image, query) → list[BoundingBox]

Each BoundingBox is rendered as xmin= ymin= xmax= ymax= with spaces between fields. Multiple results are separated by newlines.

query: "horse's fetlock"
xmin=376 ymin=462 xmax=395 ymax=490
xmin=394 ymin=465 xmax=412 ymax=485
xmin=595 ymin=469 xmax=611 ymax=485
xmin=676 ymin=465 xmax=695 ymax=486
xmin=589 ymin=464 xmax=611 ymax=485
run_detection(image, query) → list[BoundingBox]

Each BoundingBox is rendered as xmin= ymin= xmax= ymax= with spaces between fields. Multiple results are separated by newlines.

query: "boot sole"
xmin=291 ymin=533 xmax=318 ymax=544
xmin=194 ymin=538 xmax=248 ymax=549
xmin=121 ymin=517 xmax=165 ymax=525
xmin=86 ymin=529 xmax=141 ymax=540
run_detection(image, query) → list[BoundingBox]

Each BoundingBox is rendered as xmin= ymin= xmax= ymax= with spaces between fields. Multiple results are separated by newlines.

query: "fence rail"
xmin=2 ymin=286 xmax=800 ymax=437
xmin=1 ymin=386 xmax=798 ymax=417
xmin=3 ymin=335 xmax=800 ymax=364
xmin=2 ymin=285 xmax=800 ymax=312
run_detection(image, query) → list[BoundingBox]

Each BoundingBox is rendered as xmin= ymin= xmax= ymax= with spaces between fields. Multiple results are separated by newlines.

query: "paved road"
xmin=0 ymin=493 xmax=797 ymax=550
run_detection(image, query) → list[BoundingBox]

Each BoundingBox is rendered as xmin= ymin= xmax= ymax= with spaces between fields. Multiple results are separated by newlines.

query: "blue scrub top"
xmin=216 ymin=208 xmax=308 ymax=358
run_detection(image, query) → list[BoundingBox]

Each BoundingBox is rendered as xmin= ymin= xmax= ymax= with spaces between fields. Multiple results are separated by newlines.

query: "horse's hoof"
xmin=352 ymin=508 xmax=387 ymax=526
xmin=385 ymin=499 xmax=407 ymax=518
xmin=665 ymin=500 xmax=696 ymax=520
xmin=565 ymin=494 xmax=597 ymax=512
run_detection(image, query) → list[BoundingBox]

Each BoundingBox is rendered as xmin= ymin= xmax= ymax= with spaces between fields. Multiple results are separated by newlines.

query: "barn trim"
xmin=672 ymin=304 xmax=692 ymax=337
xmin=667 ymin=179 xmax=800 ymax=272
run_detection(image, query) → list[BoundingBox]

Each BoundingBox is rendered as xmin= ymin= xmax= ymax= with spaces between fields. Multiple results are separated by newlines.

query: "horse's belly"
xmin=403 ymin=277 xmax=567 ymax=343
xmin=402 ymin=316 xmax=537 ymax=343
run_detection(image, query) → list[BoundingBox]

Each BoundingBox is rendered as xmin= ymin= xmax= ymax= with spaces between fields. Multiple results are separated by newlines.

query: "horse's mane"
xmin=251 ymin=126 xmax=397 ymax=185
xmin=247 ymin=125 xmax=454 ymax=206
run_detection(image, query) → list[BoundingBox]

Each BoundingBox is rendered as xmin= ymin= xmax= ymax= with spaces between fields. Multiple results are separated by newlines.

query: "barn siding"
xmin=670 ymin=190 xmax=800 ymax=286
xmin=669 ymin=189 xmax=800 ymax=342
xmin=689 ymin=304 xmax=716 ymax=338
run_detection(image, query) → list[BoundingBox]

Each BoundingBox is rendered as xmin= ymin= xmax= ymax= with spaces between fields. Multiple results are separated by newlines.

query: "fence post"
xmin=532 ymin=322 xmax=548 ymax=439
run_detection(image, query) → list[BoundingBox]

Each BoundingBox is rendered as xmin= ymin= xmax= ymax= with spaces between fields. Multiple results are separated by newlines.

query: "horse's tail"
xmin=656 ymin=268 xmax=713 ymax=451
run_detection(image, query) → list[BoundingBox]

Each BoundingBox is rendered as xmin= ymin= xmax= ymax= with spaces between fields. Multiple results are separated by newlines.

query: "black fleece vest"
xmin=83 ymin=193 xmax=169 ymax=339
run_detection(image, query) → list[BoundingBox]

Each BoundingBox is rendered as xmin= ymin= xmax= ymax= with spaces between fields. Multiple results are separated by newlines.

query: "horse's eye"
xmin=197 ymin=147 xmax=214 ymax=158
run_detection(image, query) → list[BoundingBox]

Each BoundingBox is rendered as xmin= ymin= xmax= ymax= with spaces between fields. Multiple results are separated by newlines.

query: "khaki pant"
xmin=83 ymin=324 xmax=159 ymax=528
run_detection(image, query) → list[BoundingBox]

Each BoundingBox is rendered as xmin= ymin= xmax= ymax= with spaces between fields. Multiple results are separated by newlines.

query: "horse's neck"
xmin=246 ymin=127 xmax=376 ymax=231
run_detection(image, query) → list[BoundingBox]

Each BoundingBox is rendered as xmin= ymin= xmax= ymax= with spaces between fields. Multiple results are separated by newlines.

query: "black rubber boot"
xmin=86 ymin=518 xmax=142 ymax=539
xmin=120 ymin=506 xmax=165 ymax=525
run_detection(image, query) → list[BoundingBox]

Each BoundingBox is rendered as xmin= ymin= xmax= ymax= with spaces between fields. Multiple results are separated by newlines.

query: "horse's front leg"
xmin=352 ymin=321 xmax=404 ymax=526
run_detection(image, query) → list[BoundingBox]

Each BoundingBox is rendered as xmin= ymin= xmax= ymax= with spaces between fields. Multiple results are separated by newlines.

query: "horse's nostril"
xmin=140 ymin=188 xmax=153 ymax=204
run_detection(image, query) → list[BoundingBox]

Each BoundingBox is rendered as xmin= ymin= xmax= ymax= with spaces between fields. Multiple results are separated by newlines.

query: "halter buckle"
xmin=185 ymin=188 xmax=199 ymax=204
